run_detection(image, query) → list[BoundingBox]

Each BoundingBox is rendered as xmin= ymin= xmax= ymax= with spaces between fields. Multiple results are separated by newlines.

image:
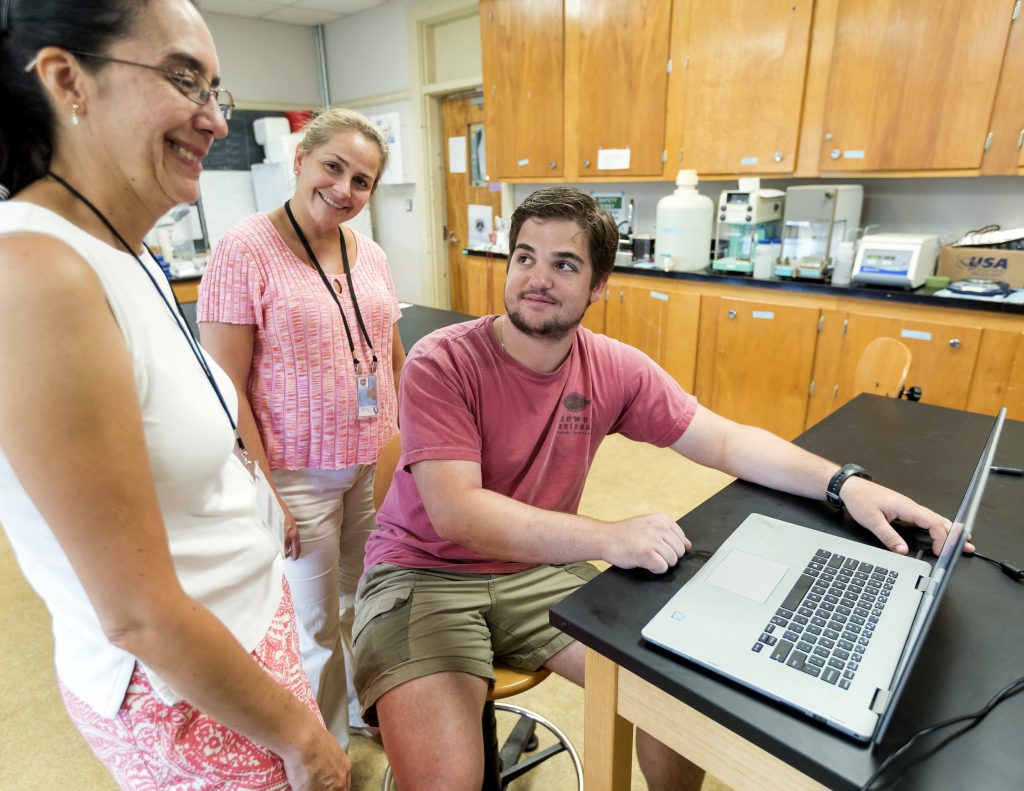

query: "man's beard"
xmin=505 ymin=291 xmax=589 ymax=342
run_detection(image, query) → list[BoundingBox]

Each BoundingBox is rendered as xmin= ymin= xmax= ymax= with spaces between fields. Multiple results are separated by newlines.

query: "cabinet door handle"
xmin=583 ymin=159 xmax=591 ymax=168
xmin=949 ymin=338 xmax=961 ymax=349
xmin=728 ymin=308 xmax=737 ymax=319
xmin=549 ymin=161 xmax=557 ymax=169
xmin=773 ymin=151 xmax=784 ymax=163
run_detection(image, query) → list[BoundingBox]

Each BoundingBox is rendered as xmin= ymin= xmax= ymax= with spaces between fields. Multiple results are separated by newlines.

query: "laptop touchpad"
xmin=706 ymin=549 xmax=789 ymax=602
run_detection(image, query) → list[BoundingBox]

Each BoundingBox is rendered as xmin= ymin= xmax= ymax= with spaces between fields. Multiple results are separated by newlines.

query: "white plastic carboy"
xmin=655 ymin=169 xmax=714 ymax=272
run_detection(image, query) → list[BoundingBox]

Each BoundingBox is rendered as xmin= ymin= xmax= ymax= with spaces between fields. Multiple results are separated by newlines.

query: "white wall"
xmin=203 ymin=12 xmax=322 ymax=107
xmin=322 ymin=0 xmax=483 ymax=305
xmin=323 ymin=1 xmax=416 ymax=101
xmin=361 ymin=99 xmax=423 ymax=302
xmin=430 ymin=14 xmax=481 ymax=84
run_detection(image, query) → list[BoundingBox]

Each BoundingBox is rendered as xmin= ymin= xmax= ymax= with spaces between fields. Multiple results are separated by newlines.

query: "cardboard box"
xmin=937 ymin=245 xmax=1024 ymax=289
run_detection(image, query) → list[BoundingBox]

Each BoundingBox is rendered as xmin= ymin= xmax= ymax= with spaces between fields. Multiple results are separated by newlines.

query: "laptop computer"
xmin=641 ymin=409 xmax=1006 ymax=743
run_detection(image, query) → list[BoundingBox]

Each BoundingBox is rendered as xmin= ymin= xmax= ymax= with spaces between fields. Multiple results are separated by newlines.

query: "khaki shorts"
xmin=352 ymin=562 xmax=599 ymax=725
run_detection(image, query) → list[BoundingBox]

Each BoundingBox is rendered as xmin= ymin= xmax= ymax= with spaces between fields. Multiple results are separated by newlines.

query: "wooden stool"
xmin=380 ymin=663 xmax=583 ymax=791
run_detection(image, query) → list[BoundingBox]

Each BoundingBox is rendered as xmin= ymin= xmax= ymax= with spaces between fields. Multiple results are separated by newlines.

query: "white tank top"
xmin=0 ymin=201 xmax=282 ymax=717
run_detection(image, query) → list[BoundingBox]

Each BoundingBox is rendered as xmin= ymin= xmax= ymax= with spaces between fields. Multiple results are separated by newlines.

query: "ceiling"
xmin=197 ymin=0 xmax=389 ymax=26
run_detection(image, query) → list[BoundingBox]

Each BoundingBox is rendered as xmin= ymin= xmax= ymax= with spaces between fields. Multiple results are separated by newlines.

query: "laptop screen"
xmin=874 ymin=407 xmax=1006 ymax=743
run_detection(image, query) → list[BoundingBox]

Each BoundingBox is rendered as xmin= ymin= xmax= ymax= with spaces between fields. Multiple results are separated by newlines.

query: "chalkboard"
xmin=205 ymin=109 xmax=288 ymax=171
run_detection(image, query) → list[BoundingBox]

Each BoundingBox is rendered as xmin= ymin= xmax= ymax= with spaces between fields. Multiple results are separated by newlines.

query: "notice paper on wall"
xmin=448 ymin=136 xmax=467 ymax=173
xmin=468 ymin=203 xmax=493 ymax=249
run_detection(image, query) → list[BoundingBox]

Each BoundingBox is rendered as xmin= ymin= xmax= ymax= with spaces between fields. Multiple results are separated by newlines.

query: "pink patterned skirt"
xmin=61 ymin=581 xmax=322 ymax=790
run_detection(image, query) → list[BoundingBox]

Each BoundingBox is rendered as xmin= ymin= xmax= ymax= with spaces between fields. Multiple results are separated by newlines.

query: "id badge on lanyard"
xmin=357 ymin=373 xmax=380 ymax=419
xmin=237 ymin=448 xmax=286 ymax=556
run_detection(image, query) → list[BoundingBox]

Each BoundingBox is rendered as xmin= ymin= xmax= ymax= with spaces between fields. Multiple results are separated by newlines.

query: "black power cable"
xmin=971 ymin=551 xmax=1024 ymax=582
xmin=859 ymin=676 xmax=1024 ymax=790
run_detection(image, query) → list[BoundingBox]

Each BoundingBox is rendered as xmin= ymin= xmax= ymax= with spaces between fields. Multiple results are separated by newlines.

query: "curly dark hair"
xmin=508 ymin=186 xmax=619 ymax=288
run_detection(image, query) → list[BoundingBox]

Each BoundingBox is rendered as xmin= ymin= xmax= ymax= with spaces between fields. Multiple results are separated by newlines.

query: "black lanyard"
xmin=46 ymin=171 xmax=247 ymax=453
xmin=283 ymin=200 xmax=377 ymax=374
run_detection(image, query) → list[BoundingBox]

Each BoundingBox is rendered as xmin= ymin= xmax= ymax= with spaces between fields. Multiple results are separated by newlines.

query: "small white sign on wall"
xmin=448 ymin=136 xmax=468 ymax=173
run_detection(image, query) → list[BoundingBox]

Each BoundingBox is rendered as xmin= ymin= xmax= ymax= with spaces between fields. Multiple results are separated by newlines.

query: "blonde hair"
xmin=298 ymin=107 xmax=390 ymax=191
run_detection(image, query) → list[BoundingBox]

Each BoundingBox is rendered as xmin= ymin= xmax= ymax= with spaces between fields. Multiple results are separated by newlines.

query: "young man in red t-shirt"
xmin=353 ymin=187 xmax=952 ymax=791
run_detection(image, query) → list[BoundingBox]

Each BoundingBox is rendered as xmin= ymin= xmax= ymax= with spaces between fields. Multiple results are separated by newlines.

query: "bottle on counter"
xmin=655 ymin=169 xmax=714 ymax=272
xmin=831 ymin=240 xmax=856 ymax=287
xmin=753 ymin=239 xmax=777 ymax=280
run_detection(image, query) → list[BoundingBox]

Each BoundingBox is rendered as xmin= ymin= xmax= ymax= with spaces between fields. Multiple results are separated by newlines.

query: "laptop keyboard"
xmin=750 ymin=549 xmax=897 ymax=690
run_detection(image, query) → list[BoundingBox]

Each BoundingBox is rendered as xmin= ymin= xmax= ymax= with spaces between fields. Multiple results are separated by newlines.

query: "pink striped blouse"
xmin=197 ymin=213 xmax=401 ymax=470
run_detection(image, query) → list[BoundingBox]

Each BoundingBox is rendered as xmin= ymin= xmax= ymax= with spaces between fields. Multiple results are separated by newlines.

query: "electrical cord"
xmin=859 ymin=675 xmax=1024 ymax=790
xmin=970 ymin=551 xmax=1024 ymax=582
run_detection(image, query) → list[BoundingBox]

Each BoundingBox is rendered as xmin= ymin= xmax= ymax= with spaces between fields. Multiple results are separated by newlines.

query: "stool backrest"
xmin=854 ymin=337 xmax=912 ymax=397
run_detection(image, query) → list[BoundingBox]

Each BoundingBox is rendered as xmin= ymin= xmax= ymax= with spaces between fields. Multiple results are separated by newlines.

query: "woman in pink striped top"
xmin=198 ymin=108 xmax=404 ymax=748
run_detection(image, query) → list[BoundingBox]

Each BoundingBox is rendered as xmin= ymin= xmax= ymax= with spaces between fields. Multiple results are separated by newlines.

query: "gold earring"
xmin=71 ymin=103 xmax=80 ymax=126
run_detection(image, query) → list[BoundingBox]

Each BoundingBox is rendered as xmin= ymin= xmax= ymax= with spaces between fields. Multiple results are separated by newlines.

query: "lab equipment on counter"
xmin=752 ymin=239 xmax=781 ymax=279
xmin=776 ymin=185 xmax=862 ymax=280
xmin=631 ymin=235 xmax=655 ymax=262
xmin=711 ymin=179 xmax=783 ymax=276
xmin=830 ymin=240 xmax=856 ymax=287
xmin=654 ymin=169 xmax=714 ymax=272
xmin=149 ymin=204 xmax=206 ymax=277
xmin=852 ymin=233 xmax=939 ymax=290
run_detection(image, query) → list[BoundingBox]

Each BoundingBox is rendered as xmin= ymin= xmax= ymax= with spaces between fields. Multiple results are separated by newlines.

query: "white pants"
xmin=272 ymin=464 xmax=377 ymax=747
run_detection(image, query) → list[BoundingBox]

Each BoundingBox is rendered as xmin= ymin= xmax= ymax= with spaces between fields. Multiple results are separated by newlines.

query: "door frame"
xmin=408 ymin=0 xmax=514 ymax=309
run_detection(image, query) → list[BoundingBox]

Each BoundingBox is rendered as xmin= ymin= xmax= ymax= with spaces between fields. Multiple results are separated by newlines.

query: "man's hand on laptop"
xmin=603 ymin=514 xmax=692 ymax=573
xmin=840 ymin=477 xmax=967 ymax=557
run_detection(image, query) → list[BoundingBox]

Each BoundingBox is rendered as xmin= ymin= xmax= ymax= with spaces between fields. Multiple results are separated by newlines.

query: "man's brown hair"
xmin=508 ymin=187 xmax=618 ymax=288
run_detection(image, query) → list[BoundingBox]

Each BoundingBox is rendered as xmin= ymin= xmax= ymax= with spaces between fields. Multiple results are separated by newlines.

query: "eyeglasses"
xmin=64 ymin=51 xmax=234 ymax=119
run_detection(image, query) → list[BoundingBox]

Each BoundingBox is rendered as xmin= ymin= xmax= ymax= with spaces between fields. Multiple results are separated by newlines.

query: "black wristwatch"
xmin=826 ymin=463 xmax=872 ymax=509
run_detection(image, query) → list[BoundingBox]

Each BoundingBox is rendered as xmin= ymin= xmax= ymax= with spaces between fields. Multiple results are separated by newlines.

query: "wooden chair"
xmin=853 ymin=337 xmax=915 ymax=398
xmin=373 ymin=434 xmax=583 ymax=791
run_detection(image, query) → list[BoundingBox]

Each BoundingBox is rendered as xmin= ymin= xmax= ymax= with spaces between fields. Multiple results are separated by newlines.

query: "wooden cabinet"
xmin=170 ymin=278 xmax=199 ymax=303
xmin=966 ymin=329 xmax=1024 ymax=418
xmin=981 ymin=5 xmax=1024 ymax=174
xmin=481 ymin=0 xmax=564 ymax=179
xmin=564 ymin=0 xmax=673 ymax=178
xmin=700 ymin=296 xmax=821 ymax=440
xmin=835 ymin=314 xmax=983 ymax=410
xmin=817 ymin=0 xmax=1015 ymax=172
xmin=581 ymin=286 xmax=607 ymax=335
xmin=456 ymin=255 xmax=508 ymax=317
xmin=489 ymin=257 xmax=506 ymax=315
xmin=481 ymin=0 xmax=1024 ymax=180
xmin=666 ymin=0 xmax=813 ymax=175
xmin=605 ymin=273 xmax=1023 ymax=435
xmin=1004 ymin=334 xmax=1024 ymax=420
xmin=605 ymin=274 xmax=700 ymax=391
xmin=465 ymin=256 xmax=491 ymax=316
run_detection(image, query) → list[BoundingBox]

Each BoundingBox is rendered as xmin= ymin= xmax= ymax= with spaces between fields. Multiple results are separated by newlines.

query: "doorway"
xmin=442 ymin=93 xmax=503 ymax=315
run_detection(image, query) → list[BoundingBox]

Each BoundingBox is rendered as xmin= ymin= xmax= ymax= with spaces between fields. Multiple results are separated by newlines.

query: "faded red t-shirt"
xmin=363 ymin=316 xmax=698 ymax=574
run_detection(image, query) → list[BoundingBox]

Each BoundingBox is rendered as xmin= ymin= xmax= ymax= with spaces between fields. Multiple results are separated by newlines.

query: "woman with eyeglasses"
xmin=198 ymin=107 xmax=404 ymax=748
xmin=0 ymin=1 xmax=349 ymax=788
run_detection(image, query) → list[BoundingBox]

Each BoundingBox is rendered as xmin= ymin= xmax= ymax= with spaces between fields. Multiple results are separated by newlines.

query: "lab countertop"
xmin=463 ymin=248 xmax=1024 ymax=316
